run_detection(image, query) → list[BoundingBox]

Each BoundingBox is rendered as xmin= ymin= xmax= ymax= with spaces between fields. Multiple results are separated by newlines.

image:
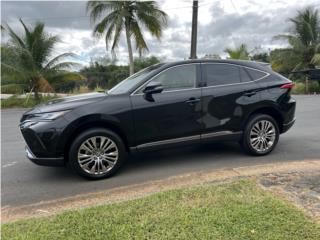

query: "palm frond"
xmin=93 ymin=11 xmax=119 ymax=38
xmin=48 ymin=61 xmax=81 ymax=72
xmin=4 ymin=23 xmax=25 ymax=48
xmin=311 ymin=53 xmax=320 ymax=64
xmin=43 ymin=53 xmax=78 ymax=70
xmin=47 ymin=72 xmax=85 ymax=84
xmin=135 ymin=1 xmax=167 ymax=39
xmin=224 ymin=44 xmax=249 ymax=60
xmin=131 ymin=21 xmax=148 ymax=52
xmin=87 ymin=0 xmax=121 ymax=23
xmin=3 ymin=20 xmax=79 ymax=95
xmin=1 ymin=62 xmax=26 ymax=76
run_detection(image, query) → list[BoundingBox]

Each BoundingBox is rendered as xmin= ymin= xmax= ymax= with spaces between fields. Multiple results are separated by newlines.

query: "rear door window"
xmin=203 ymin=64 xmax=241 ymax=86
xmin=245 ymin=68 xmax=268 ymax=80
xmin=240 ymin=67 xmax=252 ymax=83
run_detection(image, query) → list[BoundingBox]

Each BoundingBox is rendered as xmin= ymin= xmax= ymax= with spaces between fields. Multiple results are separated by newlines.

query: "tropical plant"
xmin=270 ymin=48 xmax=301 ymax=76
xmin=80 ymin=55 xmax=161 ymax=90
xmin=133 ymin=56 xmax=160 ymax=72
xmin=1 ymin=19 xmax=83 ymax=100
xmin=272 ymin=7 xmax=320 ymax=92
xmin=224 ymin=44 xmax=250 ymax=60
xmin=87 ymin=0 xmax=167 ymax=75
xmin=251 ymin=52 xmax=270 ymax=63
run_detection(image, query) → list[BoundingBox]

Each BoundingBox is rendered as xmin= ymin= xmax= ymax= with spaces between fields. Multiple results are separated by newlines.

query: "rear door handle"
xmin=244 ymin=91 xmax=257 ymax=97
xmin=185 ymin=97 xmax=200 ymax=105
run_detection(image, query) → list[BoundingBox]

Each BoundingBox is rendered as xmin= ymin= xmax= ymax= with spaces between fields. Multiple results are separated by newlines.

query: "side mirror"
xmin=143 ymin=82 xmax=163 ymax=95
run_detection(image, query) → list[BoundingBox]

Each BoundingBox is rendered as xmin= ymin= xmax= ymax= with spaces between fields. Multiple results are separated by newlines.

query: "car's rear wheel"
xmin=69 ymin=128 xmax=126 ymax=179
xmin=241 ymin=114 xmax=279 ymax=156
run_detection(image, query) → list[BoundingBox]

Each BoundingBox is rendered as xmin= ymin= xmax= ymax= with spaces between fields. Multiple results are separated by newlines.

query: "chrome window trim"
xmin=131 ymin=62 xmax=271 ymax=95
xmin=131 ymin=63 xmax=200 ymax=96
xmin=132 ymin=87 xmax=199 ymax=96
xmin=201 ymin=62 xmax=270 ymax=88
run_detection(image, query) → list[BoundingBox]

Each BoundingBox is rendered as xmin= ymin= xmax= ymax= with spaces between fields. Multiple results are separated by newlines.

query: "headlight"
xmin=29 ymin=110 xmax=70 ymax=121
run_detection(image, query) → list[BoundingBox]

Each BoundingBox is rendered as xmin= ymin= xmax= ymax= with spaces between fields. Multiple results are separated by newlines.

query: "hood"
xmin=25 ymin=92 xmax=107 ymax=114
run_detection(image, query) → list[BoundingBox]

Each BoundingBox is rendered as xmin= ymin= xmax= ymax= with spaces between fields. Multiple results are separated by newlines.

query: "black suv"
xmin=20 ymin=60 xmax=296 ymax=179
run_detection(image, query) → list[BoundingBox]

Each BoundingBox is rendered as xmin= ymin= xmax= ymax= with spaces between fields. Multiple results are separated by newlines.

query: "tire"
xmin=241 ymin=114 xmax=279 ymax=156
xmin=68 ymin=128 xmax=126 ymax=179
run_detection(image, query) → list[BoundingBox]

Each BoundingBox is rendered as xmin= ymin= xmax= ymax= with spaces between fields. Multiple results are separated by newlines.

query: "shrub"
xmin=309 ymin=81 xmax=320 ymax=93
xmin=291 ymin=81 xmax=320 ymax=94
xmin=292 ymin=82 xmax=305 ymax=94
xmin=1 ymin=84 xmax=24 ymax=94
xmin=70 ymin=85 xmax=91 ymax=94
xmin=94 ymin=85 xmax=104 ymax=92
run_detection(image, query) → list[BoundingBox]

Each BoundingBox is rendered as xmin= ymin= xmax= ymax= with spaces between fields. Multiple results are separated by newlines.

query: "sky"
xmin=1 ymin=0 xmax=320 ymax=67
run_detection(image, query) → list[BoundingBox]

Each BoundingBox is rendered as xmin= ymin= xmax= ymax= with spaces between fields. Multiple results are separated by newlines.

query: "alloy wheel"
xmin=249 ymin=120 xmax=276 ymax=153
xmin=77 ymin=136 xmax=119 ymax=175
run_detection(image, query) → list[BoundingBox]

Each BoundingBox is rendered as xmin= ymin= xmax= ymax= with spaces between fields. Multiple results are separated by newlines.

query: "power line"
xmin=22 ymin=15 xmax=89 ymax=22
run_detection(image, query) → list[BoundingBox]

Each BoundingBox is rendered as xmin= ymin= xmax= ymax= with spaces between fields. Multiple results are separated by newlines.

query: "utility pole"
xmin=190 ymin=0 xmax=198 ymax=59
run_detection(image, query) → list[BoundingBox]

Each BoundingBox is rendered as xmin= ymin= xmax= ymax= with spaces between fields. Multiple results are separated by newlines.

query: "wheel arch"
xmin=61 ymin=116 xmax=130 ymax=162
xmin=243 ymin=106 xmax=284 ymax=133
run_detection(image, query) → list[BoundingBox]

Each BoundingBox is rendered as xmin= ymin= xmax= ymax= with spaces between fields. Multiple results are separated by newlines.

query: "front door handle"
xmin=244 ymin=91 xmax=257 ymax=97
xmin=185 ymin=97 xmax=200 ymax=105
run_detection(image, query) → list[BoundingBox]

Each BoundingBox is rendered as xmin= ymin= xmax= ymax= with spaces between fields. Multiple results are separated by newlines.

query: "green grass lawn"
xmin=2 ymin=180 xmax=319 ymax=240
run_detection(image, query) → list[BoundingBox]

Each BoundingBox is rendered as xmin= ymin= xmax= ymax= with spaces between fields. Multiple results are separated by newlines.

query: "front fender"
xmin=56 ymin=113 xmax=133 ymax=156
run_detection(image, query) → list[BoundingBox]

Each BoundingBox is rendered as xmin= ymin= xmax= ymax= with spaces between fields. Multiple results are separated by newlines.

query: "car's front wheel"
xmin=241 ymin=114 xmax=279 ymax=156
xmin=69 ymin=128 xmax=126 ymax=179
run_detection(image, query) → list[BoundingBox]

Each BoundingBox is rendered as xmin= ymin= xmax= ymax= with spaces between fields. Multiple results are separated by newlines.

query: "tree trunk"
xmin=305 ymin=75 xmax=309 ymax=94
xmin=34 ymin=88 xmax=40 ymax=101
xmin=33 ymin=77 xmax=40 ymax=102
xmin=125 ymin=21 xmax=134 ymax=76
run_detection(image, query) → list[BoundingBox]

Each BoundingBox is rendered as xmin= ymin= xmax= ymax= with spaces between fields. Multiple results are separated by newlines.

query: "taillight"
xmin=280 ymin=82 xmax=295 ymax=89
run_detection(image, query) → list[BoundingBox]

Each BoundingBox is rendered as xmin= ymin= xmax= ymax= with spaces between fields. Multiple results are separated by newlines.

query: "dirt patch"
xmin=2 ymin=160 xmax=320 ymax=223
xmin=259 ymin=171 xmax=320 ymax=222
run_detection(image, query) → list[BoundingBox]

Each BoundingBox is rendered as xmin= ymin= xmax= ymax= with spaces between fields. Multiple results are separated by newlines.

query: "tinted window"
xmin=145 ymin=64 xmax=196 ymax=92
xmin=204 ymin=64 xmax=240 ymax=86
xmin=245 ymin=68 xmax=267 ymax=80
xmin=109 ymin=64 xmax=164 ymax=94
xmin=240 ymin=67 xmax=252 ymax=82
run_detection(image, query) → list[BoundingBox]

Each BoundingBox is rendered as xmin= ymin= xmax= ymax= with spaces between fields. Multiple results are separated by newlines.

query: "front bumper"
xmin=25 ymin=146 xmax=65 ymax=166
xmin=20 ymin=117 xmax=68 ymax=165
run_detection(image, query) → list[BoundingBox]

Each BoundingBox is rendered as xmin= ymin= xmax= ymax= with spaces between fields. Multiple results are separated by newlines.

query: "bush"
xmin=292 ymin=81 xmax=320 ymax=94
xmin=70 ymin=85 xmax=92 ymax=94
xmin=292 ymin=82 xmax=305 ymax=94
xmin=94 ymin=85 xmax=104 ymax=92
xmin=309 ymin=81 xmax=320 ymax=93
xmin=1 ymin=84 xmax=24 ymax=94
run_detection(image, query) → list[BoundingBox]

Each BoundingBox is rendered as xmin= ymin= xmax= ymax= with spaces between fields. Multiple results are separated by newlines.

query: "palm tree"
xmin=1 ymin=19 xmax=83 ymax=101
xmin=224 ymin=44 xmax=250 ymax=60
xmin=273 ymin=7 xmax=320 ymax=93
xmin=87 ymin=1 xmax=167 ymax=75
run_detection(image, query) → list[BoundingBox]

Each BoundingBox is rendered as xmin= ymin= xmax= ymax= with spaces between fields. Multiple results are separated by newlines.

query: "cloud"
xmin=2 ymin=1 xmax=90 ymax=30
xmin=195 ymin=0 xmax=320 ymax=57
xmin=1 ymin=0 xmax=319 ymax=66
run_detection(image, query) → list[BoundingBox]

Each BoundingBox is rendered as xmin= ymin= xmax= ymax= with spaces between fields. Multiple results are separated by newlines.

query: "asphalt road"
xmin=1 ymin=95 xmax=320 ymax=207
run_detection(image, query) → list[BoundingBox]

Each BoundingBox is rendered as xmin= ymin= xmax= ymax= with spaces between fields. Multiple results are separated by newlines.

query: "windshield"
xmin=108 ymin=63 xmax=165 ymax=95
